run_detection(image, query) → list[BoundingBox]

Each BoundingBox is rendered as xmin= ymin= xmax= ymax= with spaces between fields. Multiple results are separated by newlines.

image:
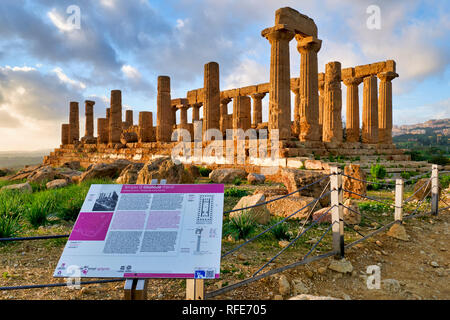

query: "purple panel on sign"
xmin=111 ymin=211 xmax=147 ymax=230
xmin=120 ymin=184 xmax=224 ymax=194
xmin=146 ymin=211 xmax=181 ymax=230
xmin=69 ymin=212 xmax=113 ymax=241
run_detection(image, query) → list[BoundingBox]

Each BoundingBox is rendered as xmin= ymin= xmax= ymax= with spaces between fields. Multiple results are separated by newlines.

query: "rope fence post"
xmin=394 ymin=178 xmax=404 ymax=223
xmin=431 ymin=164 xmax=439 ymax=216
xmin=330 ymin=166 xmax=344 ymax=258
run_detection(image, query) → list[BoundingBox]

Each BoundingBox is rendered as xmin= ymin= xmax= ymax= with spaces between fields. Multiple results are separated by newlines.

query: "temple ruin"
xmin=44 ymin=7 xmax=406 ymax=169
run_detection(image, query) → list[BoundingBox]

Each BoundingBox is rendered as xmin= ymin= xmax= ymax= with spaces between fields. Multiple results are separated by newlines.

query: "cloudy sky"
xmin=0 ymin=0 xmax=449 ymax=151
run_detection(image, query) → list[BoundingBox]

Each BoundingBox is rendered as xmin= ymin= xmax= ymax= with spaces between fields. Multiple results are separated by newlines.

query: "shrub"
xmin=370 ymin=164 xmax=387 ymax=179
xmin=223 ymin=213 xmax=257 ymax=241
xmin=198 ymin=167 xmax=212 ymax=177
xmin=0 ymin=213 xmax=22 ymax=238
xmin=24 ymin=197 xmax=54 ymax=228
xmin=224 ymin=187 xmax=248 ymax=198
xmin=358 ymin=201 xmax=393 ymax=214
xmin=233 ymin=177 xmax=242 ymax=186
xmin=440 ymin=174 xmax=450 ymax=189
xmin=269 ymin=218 xmax=291 ymax=241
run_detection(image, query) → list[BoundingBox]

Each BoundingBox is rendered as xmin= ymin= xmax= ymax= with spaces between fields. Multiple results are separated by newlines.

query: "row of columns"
xmin=62 ymin=90 xmax=155 ymax=145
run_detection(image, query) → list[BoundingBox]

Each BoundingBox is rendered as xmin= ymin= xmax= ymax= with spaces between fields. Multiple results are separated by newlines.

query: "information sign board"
xmin=53 ymin=184 xmax=224 ymax=279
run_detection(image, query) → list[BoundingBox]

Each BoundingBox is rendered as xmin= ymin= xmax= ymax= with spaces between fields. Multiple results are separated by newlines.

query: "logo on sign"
xmin=194 ymin=270 xmax=206 ymax=279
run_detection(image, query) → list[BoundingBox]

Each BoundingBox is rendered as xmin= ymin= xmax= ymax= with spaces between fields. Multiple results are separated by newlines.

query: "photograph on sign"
xmin=54 ymin=184 xmax=224 ymax=279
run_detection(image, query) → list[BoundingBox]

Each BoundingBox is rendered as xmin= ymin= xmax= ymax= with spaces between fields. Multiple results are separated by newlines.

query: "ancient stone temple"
xmin=45 ymin=7 xmax=406 ymax=169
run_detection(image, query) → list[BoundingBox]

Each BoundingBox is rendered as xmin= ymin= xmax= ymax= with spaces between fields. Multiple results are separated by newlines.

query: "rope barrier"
xmin=403 ymin=178 xmax=431 ymax=203
xmin=341 ymin=174 xmax=396 ymax=187
xmin=0 ymin=279 xmax=124 ymax=291
xmin=0 ymin=234 xmax=69 ymax=242
xmin=341 ymin=188 xmax=397 ymax=208
xmin=252 ymin=206 xmax=336 ymax=276
xmin=404 ymin=188 xmax=431 ymax=218
xmin=224 ymin=174 xmax=333 ymax=214
xmin=340 ymin=203 xmax=387 ymax=228
xmin=221 ymin=190 xmax=332 ymax=258
xmin=205 ymin=250 xmax=337 ymax=299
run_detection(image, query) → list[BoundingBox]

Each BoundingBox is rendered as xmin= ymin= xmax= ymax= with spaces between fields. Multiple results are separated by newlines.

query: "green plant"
xmin=233 ymin=177 xmax=242 ymax=186
xmin=24 ymin=197 xmax=54 ymax=228
xmin=0 ymin=213 xmax=22 ymax=238
xmin=370 ymin=164 xmax=387 ymax=179
xmin=269 ymin=218 xmax=291 ymax=241
xmin=198 ymin=167 xmax=212 ymax=177
xmin=440 ymin=174 xmax=450 ymax=189
xmin=223 ymin=213 xmax=257 ymax=241
xmin=224 ymin=187 xmax=248 ymax=198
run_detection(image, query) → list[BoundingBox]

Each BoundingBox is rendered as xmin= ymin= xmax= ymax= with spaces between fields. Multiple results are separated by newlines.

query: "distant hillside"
xmin=393 ymin=119 xmax=449 ymax=165
xmin=393 ymin=118 xmax=450 ymax=137
xmin=0 ymin=149 xmax=51 ymax=169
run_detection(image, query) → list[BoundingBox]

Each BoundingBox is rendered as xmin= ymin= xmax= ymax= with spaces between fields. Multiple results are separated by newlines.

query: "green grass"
xmin=0 ymin=177 xmax=114 ymax=238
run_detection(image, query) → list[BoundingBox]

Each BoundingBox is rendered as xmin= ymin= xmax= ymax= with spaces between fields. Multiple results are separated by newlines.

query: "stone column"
xmin=156 ymin=76 xmax=172 ymax=142
xmin=192 ymin=103 xmax=202 ymax=121
xmin=233 ymin=96 xmax=252 ymax=131
xmin=297 ymin=36 xmax=322 ymax=142
xmin=138 ymin=111 xmax=154 ymax=143
xmin=109 ymin=90 xmax=122 ymax=144
xmin=203 ymin=62 xmax=220 ymax=140
xmin=318 ymin=73 xmax=325 ymax=137
xmin=220 ymin=98 xmax=232 ymax=135
xmin=84 ymin=100 xmax=95 ymax=139
xmin=377 ymin=71 xmax=398 ymax=144
xmin=97 ymin=118 xmax=108 ymax=144
xmin=124 ymin=110 xmax=133 ymax=129
xmin=250 ymin=93 xmax=266 ymax=128
xmin=362 ymin=76 xmax=379 ymax=144
xmin=291 ymin=88 xmax=300 ymax=136
xmin=262 ymin=26 xmax=295 ymax=140
xmin=179 ymin=105 xmax=188 ymax=125
xmin=61 ymin=124 xmax=69 ymax=145
xmin=69 ymin=101 xmax=79 ymax=143
xmin=343 ymin=77 xmax=363 ymax=142
xmin=322 ymin=62 xmax=343 ymax=143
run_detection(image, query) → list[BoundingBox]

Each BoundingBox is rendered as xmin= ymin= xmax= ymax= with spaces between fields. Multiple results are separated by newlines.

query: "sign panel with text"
xmin=54 ymin=184 xmax=224 ymax=279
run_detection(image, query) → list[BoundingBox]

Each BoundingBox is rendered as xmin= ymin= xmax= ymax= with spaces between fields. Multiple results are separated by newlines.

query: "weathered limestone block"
xmin=280 ymin=168 xmax=329 ymax=206
xmin=116 ymin=163 xmax=145 ymax=184
xmin=109 ymin=90 xmax=122 ymax=144
xmin=46 ymin=179 xmax=69 ymax=190
xmin=230 ymin=194 xmax=271 ymax=224
xmin=79 ymin=159 xmax=131 ymax=183
xmin=362 ymin=76 xmax=378 ymax=143
xmin=274 ymin=7 xmax=318 ymax=38
xmin=266 ymin=195 xmax=316 ymax=220
xmin=120 ymin=131 xmax=138 ymax=144
xmin=1 ymin=182 xmax=32 ymax=193
xmin=412 ymin=178 xmax=441 ymax=200
xmin=209 ymin=168 xmax=247 ymax=184
xmin=343 ymin=164 xmax=366 ymax=199
xmin=136 ymin=157 xmax=194 ymax=184
xmin=322 ymin=61 xmax=343 ymax=143
xmin=247 ymin=173 xmax=266 ymax=185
